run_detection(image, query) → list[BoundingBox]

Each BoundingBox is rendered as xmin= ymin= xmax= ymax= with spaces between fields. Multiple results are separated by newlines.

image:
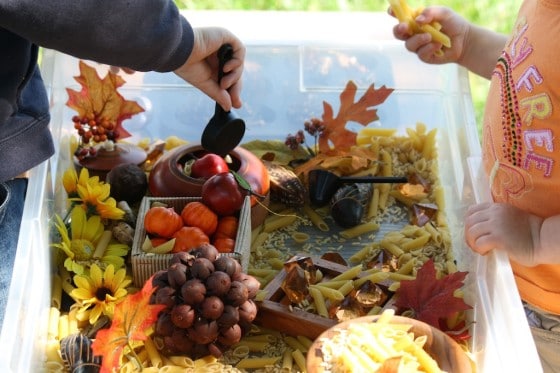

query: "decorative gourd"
xmin=144 ymin=206 xmax=183 ymax=238
xmin=172 ymin=226 xmax=210 ymax=253
xmin=181 ymin=202 xmax=218 ymax=236
xmin=214 ymin=216 xmax=238 ymax=240
xmin=213 ymin=237 xmax=235 ymax=254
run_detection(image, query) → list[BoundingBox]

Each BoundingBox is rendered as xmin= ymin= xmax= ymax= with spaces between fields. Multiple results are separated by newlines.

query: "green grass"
xmin=175 ymin=0 xmax=522 ymax=128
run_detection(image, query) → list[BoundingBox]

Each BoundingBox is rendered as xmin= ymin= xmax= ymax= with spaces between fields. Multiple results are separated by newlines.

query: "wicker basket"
xmin=131 ymin=196 xmax=252 ymax=287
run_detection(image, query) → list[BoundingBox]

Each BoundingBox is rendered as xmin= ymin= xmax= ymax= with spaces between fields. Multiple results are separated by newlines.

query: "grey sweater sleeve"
xmin=0 ymin=0 xmax=194 ymax=72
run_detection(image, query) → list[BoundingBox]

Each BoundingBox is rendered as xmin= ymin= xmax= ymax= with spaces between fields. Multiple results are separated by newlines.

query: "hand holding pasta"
xmin=388 ymin=0 xmax=451 ymax=54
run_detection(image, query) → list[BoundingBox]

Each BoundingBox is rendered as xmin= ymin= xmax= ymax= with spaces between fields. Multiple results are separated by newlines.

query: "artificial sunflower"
xmin=71 ymin=263 xmax=131 ymax=324
xmin=52 ymin=205 xmax=129 ymax=275
xmin=62 ymin=167 xmax=100 ymax=199
xmin=75 ymin=181 xmax=124 ymax=220
xmin=63 ymin=166 xmax=125 ymax=220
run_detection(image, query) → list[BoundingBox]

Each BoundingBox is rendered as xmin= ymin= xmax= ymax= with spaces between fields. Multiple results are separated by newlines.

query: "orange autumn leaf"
xmin=66 ymin=60 xmax=144 ymax=139
xmin=294 ymin=147 xmax=378 ymax=177
xmin=318 ymin=81 xmax=393 ymax=152
xmin=92 ymin=278 xmax=165 ymax=373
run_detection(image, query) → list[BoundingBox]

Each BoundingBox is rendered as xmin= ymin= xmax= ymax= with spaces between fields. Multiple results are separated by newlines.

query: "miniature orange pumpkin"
xmin=181 ymin=201 xmax=218 ymax=236
xmin=144 ymin=206 xmax=183 ymax=238
xmin=213 ymin=237 xmax=235 ymax=253
xmin=172 ymin=226 xmax=210 ymax=253
xmin=214 ymin=216 xmax=238 ymax=240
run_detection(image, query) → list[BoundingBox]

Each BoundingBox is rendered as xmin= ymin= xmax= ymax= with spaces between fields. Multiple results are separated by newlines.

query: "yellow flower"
xmin=52 ymin=206 xmax=129 ymax=275
xmin=62 ymin=167 xmax=100 ymax=198
xmin=71 ymin=264 xmax=131 ymax=324
xmin=76 ymin=181 xmax=125 ymax=220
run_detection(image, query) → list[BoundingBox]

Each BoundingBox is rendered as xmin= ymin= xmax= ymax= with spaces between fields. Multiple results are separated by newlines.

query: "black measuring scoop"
xmin=201 ymin=44 xmax=246 ymax=157
xmin=308 ymin=168 xmax=408 ymax=206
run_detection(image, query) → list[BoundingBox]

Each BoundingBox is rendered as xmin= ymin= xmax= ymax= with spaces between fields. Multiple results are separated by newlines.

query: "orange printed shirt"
xmin=483 ymin=0 xmax=560 ymax=314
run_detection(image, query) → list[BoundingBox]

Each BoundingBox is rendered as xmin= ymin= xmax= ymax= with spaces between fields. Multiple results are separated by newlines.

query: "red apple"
xmin=190 ymin=153 xmax=229 ymax=179
xmin=201 ymin=172 xmax=245 ymax=216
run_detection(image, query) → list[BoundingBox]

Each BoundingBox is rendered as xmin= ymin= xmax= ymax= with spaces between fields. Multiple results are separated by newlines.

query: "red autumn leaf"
xmin=66 ymin=60 xmax=144 ymax=139
xmin=394 ymin=259 xmax=472 ymax=331
xmin=92 ymin=278 xmax=165 ymax=373
xmin=318 ymin=81 xmax=393 ymax=152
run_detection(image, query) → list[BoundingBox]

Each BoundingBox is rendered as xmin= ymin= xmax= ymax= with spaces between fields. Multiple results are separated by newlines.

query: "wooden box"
xmin=131 ymin=196 xmax=251 ymax=287
xmin=255 ymin=255 xmax=393 ymax=340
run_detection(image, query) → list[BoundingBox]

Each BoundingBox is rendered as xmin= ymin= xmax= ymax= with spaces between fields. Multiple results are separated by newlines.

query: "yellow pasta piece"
xmin=337 ymin=280 xmax=355 ymax=296
xmin=302 ymin=204 xmax=329 ymax=232
xmin=263 ymin=213 xmax=297 ymax=233
xmin=330 ymin=264 xmax=363 ymax=281
xmin=284 ymin=335 xmax=308 ymax=352
xmin=167 ymin=355 xmax=195 ymax=368
xmin=380 ymin=239 xmax=404 ymax=257
xmin=401 ymin=234 xmax=431 ymax=251
xmin=339 ymin=221 xmax=380 ymax=239
xmin=251 ymin=231 xmax=269 ymax=252
xmin=144 ymin=336 xmax=163 ymax=368
xmin=354 ymin=271 xmax=391 ymax=287
xmin=235 ymin=356 xmax=280 ymax=369
xmin=281 ymin=347 xmax=294 ymax=371
xmin=348 ymin=244 xmax=375 ymax=264
xmin=291 ymin=231 xmax=310 ymax=243
xmin=366 ymin=186 xmax=380 ymax=219
xmin=358 ymin=127 xmax=398 ymax=138
xmin=309 ymin=286 xmax=329 ymax=318
xmin=51 ymin=274 xmax=62 ymax=309
xmin=291 ymin=349 xmax=308 ymax=373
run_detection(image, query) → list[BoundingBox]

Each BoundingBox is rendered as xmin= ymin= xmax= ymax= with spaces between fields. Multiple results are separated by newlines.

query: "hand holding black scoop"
xmin=201 ymin=44 xmax=246 ymax=157
xmin=308 ymin=168 xmax=408 ymax=206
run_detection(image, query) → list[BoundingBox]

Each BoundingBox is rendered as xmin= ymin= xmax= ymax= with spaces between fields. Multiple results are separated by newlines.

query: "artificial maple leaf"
xmin=92 ymin=277 xmax=165 ymax=373
xmin=293 ymin=146 xmax=378 ymax=178
xmin=394 ymin=259 xmax=472 ymax=332
xmin=318 ymin=81 xmax=393 ymax=153
xmin=66 ymin=61 xmax=144 ymax=139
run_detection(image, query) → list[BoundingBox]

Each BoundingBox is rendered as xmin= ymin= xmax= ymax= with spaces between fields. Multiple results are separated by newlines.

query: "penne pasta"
xmin=366 ymin=186 xmax=380 ymax=219
xmin=291 ymin=349 xmax=308 ymax=373
xmin=302 ymin=204 xmax=330 ymax=232
xmin=309 ymin=286 xmax=329 ymax=318
xmin=339 ymin=221 xmax=380 ymax=239
xmin=250 ymin=231 xmax=269 ymax=253
xmin=235 ymin=356 xmax=280 ymax=369
xmin=263 ymin=214 xmax=298 ymax=233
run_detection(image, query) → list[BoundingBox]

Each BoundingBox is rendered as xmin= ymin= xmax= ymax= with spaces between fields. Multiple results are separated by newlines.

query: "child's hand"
xmin=465 ymin=202 xmax=543 ymax=267
xmin=390 ymin=5 xmax=470 ymax=65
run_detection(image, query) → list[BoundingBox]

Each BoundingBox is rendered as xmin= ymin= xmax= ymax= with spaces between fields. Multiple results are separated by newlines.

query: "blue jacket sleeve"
xmin=0 ymin=0 xmax=194 ymax=72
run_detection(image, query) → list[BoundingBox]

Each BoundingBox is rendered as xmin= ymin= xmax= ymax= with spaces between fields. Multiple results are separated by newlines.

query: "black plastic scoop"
xmin=201 ymin=44 xmax=246 ymax=157
xmin=308 ymin=168 xmax=408 ymax=206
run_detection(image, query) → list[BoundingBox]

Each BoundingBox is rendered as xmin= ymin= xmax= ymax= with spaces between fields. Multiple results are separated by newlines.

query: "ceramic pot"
xmin=148 ymin=144 xmax=270 ymax=228
xmin=75 ymin=142 xmax=147 ymax=179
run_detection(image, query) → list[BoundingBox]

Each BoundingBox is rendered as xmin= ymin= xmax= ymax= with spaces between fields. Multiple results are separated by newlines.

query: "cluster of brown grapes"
xmin=72 ymin=115 xmax=119 ymax=160
xmin=150 ymin=244 xmax=260 ymax=359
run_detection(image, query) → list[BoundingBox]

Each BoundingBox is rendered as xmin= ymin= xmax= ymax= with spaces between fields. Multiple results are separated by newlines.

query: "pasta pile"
xmin=250 ymin=122 xmax=457 ymax=289
xmin=318 ymin=309 xmax=444 ymax=373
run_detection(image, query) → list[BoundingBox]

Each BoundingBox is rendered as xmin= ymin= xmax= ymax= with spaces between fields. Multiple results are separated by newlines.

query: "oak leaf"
xmin=394 ymin=259 xmax=472 ymax=333
xmin=92 ymin=277 xmax=165 ymax=373
xmin=66 ymin=61 xmax=144 ymax=139
xmin=318 ymin=81 xmax=393 ymax=152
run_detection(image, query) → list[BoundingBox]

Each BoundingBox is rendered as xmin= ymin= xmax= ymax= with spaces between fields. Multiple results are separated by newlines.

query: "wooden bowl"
xmin=148 ymin=144 xmax=270 ymax=228
xmin=306 ymin=315 xmax=473 ymax=373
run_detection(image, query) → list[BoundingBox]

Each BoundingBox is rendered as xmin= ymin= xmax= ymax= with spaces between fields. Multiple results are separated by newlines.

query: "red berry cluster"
xmin=72 ymin=115 xmax=120 ymax=160
xmin=284 ymin=117 xmax=325 ymax=156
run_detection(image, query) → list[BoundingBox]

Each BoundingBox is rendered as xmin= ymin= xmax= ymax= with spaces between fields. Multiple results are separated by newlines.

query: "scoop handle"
xmin=213 ymin=44 xmax=234 ymax=117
